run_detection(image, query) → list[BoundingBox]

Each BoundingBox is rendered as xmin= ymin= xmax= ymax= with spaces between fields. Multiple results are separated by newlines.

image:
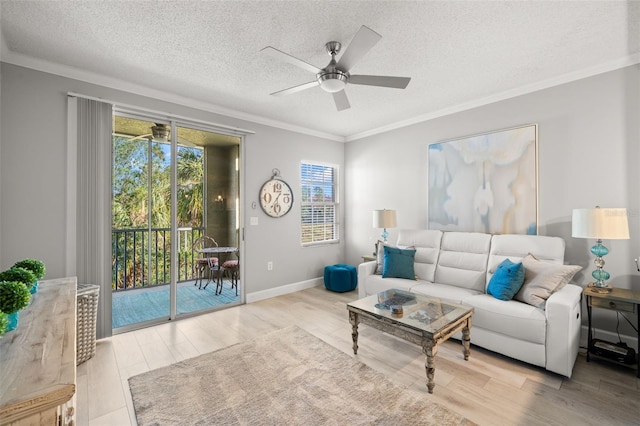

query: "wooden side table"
xmin=584 ymin=286 xmax=640 ymax=377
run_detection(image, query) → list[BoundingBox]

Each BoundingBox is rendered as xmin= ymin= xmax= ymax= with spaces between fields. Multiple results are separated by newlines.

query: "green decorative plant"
xmin=0 ymin=267 xmax=37 ymax=291
xmin=13 ymin=259 xmax=46 ymax=281
xmin=0 ymin=310 xmax=8 ymax=336
xmin=0 ymin=281 xmax=31 ymax=314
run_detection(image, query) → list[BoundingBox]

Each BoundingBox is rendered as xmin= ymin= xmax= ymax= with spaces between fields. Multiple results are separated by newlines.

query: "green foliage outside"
xmin=112 ymin=137 xmax=205 ymax=290
xmin=0 ymin=281 xmax=31 ymax=314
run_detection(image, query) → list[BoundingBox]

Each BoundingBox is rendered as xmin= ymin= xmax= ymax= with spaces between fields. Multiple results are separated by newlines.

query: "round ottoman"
xmin=323 ymin=264 xmax=357 ymax=293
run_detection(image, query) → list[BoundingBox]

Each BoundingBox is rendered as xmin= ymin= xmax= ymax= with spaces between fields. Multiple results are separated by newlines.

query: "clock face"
xmin=260 ymin=178 xmax=293 ymax=217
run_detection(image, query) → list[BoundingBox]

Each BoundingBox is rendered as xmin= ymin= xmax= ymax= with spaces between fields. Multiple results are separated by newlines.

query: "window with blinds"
xmin=300 ymin=162 xmax=339 ymax=245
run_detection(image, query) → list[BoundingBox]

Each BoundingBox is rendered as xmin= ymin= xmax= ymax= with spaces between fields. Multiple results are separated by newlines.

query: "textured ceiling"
xmin=1 ymin=1 xmax=639 ymax=140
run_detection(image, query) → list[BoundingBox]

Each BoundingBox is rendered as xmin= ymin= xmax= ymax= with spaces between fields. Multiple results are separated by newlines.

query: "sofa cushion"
xmin=487 ymin=234 xmax=566 ymax=288
xmin=486 ymin=259 xmax=525 ymax=301
xmin=434 ymin=232 xmax=492 ymax=292
xmin=411 ymin=283 xmax=481 ymax=305
xmin=463 ymin=294 xmax=547 ymax=344
xmin=397 ymin=229 xmax=442 ymax=281
xmin=515 ymin=254 xmax=582 ymax=309
xmin=382 ymin=246 xmax=416 ymax=280
xmin=364 ymin=274 xmax=417 ymax=295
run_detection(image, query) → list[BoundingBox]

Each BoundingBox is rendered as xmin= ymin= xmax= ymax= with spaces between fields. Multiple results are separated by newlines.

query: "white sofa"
xmin=357 ymin=229 xmax=583 ymax=377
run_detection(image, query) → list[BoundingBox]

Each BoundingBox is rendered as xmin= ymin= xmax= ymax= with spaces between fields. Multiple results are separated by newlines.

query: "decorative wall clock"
xmin=259 ymin=169 xmax=293 ymax=218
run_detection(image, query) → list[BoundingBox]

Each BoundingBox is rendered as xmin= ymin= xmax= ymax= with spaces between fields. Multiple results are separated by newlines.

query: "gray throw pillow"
xmin=374 ymin=240 xmax=386 ymax=275
xmin=515 ymin=254 xmax=581 ymax=309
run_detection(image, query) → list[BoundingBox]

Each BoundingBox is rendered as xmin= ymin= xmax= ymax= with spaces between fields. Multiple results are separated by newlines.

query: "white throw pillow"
xmin=515 ymin=254 xmax=581 ymax=309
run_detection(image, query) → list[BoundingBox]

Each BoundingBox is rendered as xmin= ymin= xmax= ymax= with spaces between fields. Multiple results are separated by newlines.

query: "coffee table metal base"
xmin=348 ymin=310 xmax=472 ymax=394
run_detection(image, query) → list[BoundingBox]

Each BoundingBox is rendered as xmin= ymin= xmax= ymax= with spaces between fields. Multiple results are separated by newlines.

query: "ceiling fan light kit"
xmin=262 ymin=25 xmax=411 ymax=111
xmin=317 ymin=72 xmax=348 ymax=93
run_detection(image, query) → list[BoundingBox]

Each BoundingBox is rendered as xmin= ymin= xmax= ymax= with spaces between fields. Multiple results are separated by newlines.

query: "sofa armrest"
xmin=545 ymin=283 xmax=583 ymax=377
xmin=357 ymin=261 xmax=377 ymax=299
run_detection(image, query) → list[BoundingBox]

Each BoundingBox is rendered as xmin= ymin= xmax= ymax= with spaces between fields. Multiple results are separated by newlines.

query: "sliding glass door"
xmin=111 ymin=114 xmax=241 ymax=332
xmin=175 ymin=125 xmax=241 ymax=313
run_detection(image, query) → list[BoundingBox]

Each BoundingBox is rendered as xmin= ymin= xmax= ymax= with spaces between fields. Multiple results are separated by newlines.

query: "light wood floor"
xmin=77 ymin=286 xmax=640 ymax=425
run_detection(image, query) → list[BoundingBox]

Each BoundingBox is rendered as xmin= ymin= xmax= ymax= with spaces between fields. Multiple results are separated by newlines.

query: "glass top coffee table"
xmin=347 ymin=289 xmax=474 ymax=394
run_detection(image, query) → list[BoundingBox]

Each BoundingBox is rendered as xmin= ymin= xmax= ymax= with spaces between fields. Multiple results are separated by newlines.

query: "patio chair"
xmin=192 ymin=236 xmax=218 ymax=289
xmin=222 ymin=250 xmax=239 ymax=296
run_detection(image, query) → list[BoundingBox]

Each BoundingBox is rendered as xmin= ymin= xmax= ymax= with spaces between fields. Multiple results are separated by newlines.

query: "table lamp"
xmin=373 ymin=209 xmax=397 ymax=243
xmin=572 ymin=206 xmax=629 ymax=293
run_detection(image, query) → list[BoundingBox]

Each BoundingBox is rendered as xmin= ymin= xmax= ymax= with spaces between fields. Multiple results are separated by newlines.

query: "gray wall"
xmin=0 ymin=63 xmax=344 ymax=298
xmin=2 ymin=60 xmax=639 ymax=341
xmin=345 ymin=64 xmax=640 ymax=340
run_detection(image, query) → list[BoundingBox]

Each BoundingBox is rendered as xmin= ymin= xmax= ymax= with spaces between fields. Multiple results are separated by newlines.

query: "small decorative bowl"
xmin=390 ymin=305 xmax=403 ymax=316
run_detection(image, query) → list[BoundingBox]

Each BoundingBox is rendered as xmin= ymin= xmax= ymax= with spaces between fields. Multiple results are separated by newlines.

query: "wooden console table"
xmin=0 ymin=277 xmax=77 ymax=425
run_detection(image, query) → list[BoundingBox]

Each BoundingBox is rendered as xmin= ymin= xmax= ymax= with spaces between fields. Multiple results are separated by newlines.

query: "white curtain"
xmin=68 ymin=96 xmax=113 ymax=339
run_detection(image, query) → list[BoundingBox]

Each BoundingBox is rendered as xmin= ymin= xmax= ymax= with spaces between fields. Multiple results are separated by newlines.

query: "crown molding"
xmin=0 ymin=49 xmax=345 ymax=143
xmin=345 ymin=53 xmax=640 ymax=142
xmin=3 ymin=45 xmax=638 ymax=144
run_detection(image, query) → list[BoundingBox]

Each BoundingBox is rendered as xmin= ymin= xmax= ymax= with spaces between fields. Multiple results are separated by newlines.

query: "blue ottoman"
xmin=324 ymin=264 xmax=357 ymax=293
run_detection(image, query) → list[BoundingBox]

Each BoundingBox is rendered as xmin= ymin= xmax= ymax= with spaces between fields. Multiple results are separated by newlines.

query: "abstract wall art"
xmin=428 ymin=124 xmax=538 ymax=235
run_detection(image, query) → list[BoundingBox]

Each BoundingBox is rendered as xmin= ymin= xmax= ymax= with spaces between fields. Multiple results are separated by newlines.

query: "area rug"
xmin=129 ymin=326 xmax=475 ymax=425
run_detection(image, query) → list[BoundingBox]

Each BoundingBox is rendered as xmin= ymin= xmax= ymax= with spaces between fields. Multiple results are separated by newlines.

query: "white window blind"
xmin=69 ymin=96 xmax=114 ymax=339
xmin=300 ymin=162 xmax=339 ymax=245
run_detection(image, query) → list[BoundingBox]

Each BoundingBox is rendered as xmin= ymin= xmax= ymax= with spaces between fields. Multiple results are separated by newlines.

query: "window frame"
xmin=300 ymin=161 xmax=340 ymax=246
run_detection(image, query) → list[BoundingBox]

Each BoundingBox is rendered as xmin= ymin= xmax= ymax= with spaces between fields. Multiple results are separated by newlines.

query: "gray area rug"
xmin=129 ymin=326 xmax=475 ymax=425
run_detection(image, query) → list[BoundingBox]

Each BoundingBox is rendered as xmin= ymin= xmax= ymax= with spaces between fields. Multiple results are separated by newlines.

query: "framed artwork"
xmin=428 ymin=124 xmax=538 ymax=235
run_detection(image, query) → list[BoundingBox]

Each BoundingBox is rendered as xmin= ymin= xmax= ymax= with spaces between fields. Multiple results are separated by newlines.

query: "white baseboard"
xmin=246 ymin=277 xmax=323 ymax=303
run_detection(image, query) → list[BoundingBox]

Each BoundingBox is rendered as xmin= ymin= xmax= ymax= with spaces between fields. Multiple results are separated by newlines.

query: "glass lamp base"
xmin=589 ymin=241 xmax=612 ymax=293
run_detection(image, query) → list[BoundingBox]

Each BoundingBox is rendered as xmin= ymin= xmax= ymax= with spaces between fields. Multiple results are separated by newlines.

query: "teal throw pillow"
xmin=382 ymin=246 xmax=416 ymax=280
xmin=487 ymin=258 xmax=525 ymax=301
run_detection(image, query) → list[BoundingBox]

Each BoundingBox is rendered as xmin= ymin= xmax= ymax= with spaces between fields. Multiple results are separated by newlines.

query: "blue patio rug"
xmin=112 ymin=280 xmax=240 ymax=329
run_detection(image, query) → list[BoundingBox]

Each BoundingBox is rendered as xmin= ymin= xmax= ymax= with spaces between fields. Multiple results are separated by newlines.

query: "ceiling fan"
xmin=116 ymin=124 xmax=197 ymax=147
xmin=127 ymin=123 xmax=170 ymax=142
xmin=261 ymin=25 xmax=411 ymax=111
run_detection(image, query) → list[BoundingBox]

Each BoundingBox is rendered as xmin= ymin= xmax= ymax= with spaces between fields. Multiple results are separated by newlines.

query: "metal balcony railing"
xmin=112 ymin=226 xmax=205 ymax=291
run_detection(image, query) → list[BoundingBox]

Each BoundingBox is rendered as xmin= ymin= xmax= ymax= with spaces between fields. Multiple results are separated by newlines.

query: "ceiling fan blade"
xmin=349 ymin=75 xmax=411 ymax=89
xmin=332 ymin=90 xmax=350 ymax=111
xmin=270 ymin=80 xmax=318 ymax=96
xmin=336 ymin=25 xmax=382 ymax=72
xmin=129 ymin=134 xmax=152 ymax=141
xmin=261 ymin=46 xmax=321 ymax=74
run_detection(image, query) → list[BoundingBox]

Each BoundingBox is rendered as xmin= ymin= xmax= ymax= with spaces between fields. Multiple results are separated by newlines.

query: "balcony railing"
xmin=112 ymin=226 xmax=205 ymax=291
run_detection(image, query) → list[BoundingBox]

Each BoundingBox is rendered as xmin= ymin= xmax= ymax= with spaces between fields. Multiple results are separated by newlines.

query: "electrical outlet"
xmin=267 ymin=261 xmax=273 ymax=271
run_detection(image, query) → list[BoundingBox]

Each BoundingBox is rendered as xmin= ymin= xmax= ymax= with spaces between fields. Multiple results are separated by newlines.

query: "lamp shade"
xmin=572 ymin=207 xmax=629 ymax=240
xmin=373 ymin=209 xmax=397 ymax=229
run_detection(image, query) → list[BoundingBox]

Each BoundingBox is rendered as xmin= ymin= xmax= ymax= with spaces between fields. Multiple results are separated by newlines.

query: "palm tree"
xmin=177 ymin=147 xmax=204 ymax=227
xmin=112 ymin=136 xmax=206 ymax=289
